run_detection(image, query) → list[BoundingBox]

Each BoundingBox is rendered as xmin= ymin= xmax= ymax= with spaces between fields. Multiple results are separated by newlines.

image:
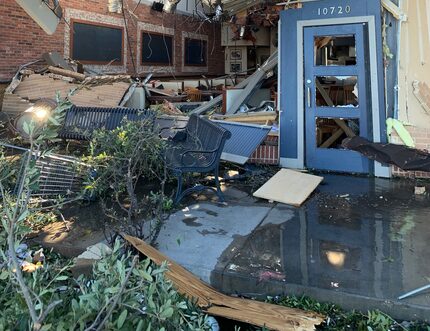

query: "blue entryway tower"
xmin=279 ymin=0 xmax=390 ymax=177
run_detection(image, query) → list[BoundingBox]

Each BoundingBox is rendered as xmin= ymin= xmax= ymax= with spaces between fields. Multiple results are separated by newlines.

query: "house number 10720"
xmin=317 ymin=5 xmax=351 ymax=16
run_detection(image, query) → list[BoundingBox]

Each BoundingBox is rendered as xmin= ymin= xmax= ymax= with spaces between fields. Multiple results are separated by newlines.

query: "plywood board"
xmin=253 ymin=169 xmax=323 ymax=206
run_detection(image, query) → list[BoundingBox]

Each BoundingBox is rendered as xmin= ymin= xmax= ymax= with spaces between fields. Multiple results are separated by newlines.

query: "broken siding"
xmin=2 ymin=74 xmax=130 ymax=114
xmin=397 ymin=1 xmax=430 ymax=129
xmin=387 ymin=1 xmax=430 ymax=178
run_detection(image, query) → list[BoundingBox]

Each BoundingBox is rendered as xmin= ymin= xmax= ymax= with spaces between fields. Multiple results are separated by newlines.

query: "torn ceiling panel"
xmin=253 ymin=169 xmax=323 ymax=206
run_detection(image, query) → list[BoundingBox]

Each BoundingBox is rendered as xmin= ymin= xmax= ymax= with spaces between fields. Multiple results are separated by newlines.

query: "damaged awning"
xmin=214 ymin=121 xmax=271 ymax=164
xmin=343 ymin=136 xmax=430 ymax=172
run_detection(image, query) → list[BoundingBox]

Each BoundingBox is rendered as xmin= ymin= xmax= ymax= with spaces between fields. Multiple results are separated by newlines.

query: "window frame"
xmin=141 ymin=31 xmax=174 ymax=66
xmin=184 ymin=37 xmax=207 ymax=67
xmin=70 ymin=19 xmax=125 ymax=65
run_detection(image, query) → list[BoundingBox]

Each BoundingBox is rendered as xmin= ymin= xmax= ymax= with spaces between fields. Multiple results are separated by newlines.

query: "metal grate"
xmin=31 ymin=153 xmax=87 ymax=197
xmin=59 ymin=106 xmax=155 ymax=140
xmin=1 ymin=142 xmax=89 ymax=200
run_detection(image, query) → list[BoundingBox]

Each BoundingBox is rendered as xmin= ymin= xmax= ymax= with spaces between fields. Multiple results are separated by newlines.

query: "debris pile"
xmin=1 ymin=52 xmax=133 ymax=116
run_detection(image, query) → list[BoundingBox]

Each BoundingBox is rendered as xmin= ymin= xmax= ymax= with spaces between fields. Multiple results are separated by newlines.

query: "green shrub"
xmin=82 ymin=118 xmax=172 ymax=243
xmin=0 ymin=240 xmax=210 ymax=331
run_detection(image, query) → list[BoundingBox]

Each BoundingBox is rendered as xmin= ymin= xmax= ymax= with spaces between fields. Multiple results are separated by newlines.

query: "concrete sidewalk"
xmin=155 ymin=174 xmax=430 ymax=322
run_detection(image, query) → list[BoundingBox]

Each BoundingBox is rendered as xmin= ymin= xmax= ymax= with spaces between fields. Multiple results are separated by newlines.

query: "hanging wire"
xmin=132 ymin=0 xmax=143 ymax=13
xmin=121 ymin=0 xmax=137 ymax=76
xmin=161 ymin=13 xmax=180 ymax=88
xmin=146 ymin=32 xmax=153 ymax=59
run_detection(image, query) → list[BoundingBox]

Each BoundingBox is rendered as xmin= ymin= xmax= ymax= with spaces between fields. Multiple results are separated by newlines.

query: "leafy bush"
xmin=0 ymin=240 xmax=210 ymax=330
xmin=0 ymin=97 xmax=209 ymax=331
xmin=83 ymin=118 xmax=171 ymax=243
xmin=266 ymin=295 xmax=430 ymax=331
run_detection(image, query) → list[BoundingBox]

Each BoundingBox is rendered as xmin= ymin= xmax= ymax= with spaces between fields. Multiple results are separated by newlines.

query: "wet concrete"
xmin=156 ymin=202 xmax=273 ymax=282
xmin=210 ymin=174 xmax=430 ymax=321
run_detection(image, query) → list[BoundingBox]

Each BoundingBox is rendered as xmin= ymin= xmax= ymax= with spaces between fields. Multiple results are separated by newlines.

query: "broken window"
xmin=316 ymin=118 xmax=359 ymax=149
xmin=184 ymin=38 xmax=207 ymax=66
xmin=314 ymin=35 xmax=356 ymax=66
xmin=71 ymin=20 xmax=123 ymax=64
xmin=315 ymin=76 xmax=359 ymax=107
xmin=142 ymin=32 xmax=173 ymax=65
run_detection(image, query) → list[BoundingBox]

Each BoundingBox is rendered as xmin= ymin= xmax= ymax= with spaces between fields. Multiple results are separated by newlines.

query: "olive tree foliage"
xmin=0 ymin=239 xmax=210 ymax=331
xmin=0 ymin=97 xmax=70 ymax=330
xmin=0 ymin=101 xmax=209 ymax=330
xmin=83 ymin=118 xmax=172 ymax=244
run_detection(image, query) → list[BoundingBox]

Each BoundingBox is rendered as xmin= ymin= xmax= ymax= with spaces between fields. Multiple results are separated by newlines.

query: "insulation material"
xmin=108 ymin=0 xmax=122 ymax=13
xmin=343 ymin=136 xmax=430 ymax=172
xmin=253 ymin=169 xmax=323 ymax=206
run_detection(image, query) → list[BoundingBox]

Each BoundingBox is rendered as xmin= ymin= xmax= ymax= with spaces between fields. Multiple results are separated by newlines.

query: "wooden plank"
xmin=253 ymin=169 xmax=323 ymax=206
xmin=320 ymin=128 xmax=344 ymax=148
xmin=123 ymin=234 xmax=324 ymax=331
xmin=315 ymin=80 xmax=356 ymax=138
xmin=47 ymin=66 xmax=86 ymax=81
xmin=212 ymin=111 xmax=277 ymax=123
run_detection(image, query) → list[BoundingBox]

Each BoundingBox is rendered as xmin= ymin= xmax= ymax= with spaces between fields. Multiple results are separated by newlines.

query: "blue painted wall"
xmin=280 ymin=0 xmax=386 ymax=164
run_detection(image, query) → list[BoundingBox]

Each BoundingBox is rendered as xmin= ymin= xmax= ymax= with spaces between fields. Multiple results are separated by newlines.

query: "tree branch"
xmin=85 ymin=255 xmax=138 ymax=331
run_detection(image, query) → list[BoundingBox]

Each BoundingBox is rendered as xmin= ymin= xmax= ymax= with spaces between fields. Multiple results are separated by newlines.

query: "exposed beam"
xmin=315 ymin=80 xmax=356 ymax=138
xmin=191 ymin=50 xmax=278 ymax=115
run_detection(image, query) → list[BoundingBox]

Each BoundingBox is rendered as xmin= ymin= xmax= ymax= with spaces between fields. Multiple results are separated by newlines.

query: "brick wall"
xmin=0 ymin=0 xmax=224 ymax=80
xmin=249 ymin=135 xmax=279 ymax=165
xmin=390 ymin=126 xmax=430 ymax=179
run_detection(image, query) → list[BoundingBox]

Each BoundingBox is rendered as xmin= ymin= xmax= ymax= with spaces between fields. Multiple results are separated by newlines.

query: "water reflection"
xmin=220 ymin=175 xmax=430 ymax=308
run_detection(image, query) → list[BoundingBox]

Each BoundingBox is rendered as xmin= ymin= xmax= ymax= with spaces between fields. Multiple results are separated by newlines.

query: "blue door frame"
xmin=304 ymin=24 xmax=371 ymax=173
xmin=279 ymin=0 xmax=389 ymax=176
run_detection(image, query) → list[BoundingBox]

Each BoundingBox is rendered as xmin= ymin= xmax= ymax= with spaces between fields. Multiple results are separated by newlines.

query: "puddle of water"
xmin=198 ymin=229 xmax=228 ymax=236
xmin=215 ymin=174 xmax=430 ymax=313
xmin=182 ymin=217 xmax=203 ymax=227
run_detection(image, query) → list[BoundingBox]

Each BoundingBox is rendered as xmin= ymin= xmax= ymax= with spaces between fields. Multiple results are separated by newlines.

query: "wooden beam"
xmin=315 ymin=80 xmax=356 ymax=138
xmin=191 ymin=50 xmax=278 ymax=115
xmin=320 ymin=128 xmax=344 ymax=148
xmin=123 ymin=234 xmax=325 ymax=331
xmin=47 ymin=66 xmax=86 ymax=81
